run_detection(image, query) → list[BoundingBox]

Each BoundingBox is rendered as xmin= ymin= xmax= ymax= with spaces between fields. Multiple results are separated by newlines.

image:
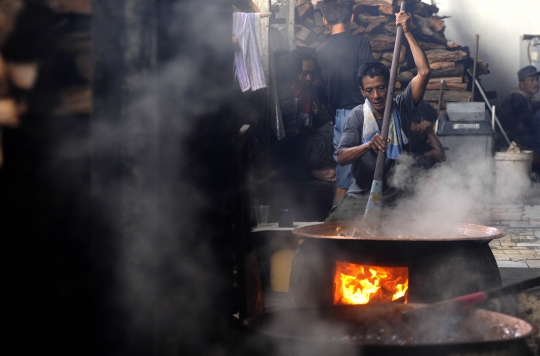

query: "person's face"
xmin=411 ymin=118 xmax=433 ymax=137
xmin=360 ymin=75 xmax=388 ymax=114
xmin=520 ymin=75 xmax=539 ymax=96
xmin=298 ymin=59 xmax=315 ymax=88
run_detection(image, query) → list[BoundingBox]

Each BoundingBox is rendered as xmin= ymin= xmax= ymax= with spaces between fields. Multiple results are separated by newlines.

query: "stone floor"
xmin=477 ymin=201 xmax=540 ymax=269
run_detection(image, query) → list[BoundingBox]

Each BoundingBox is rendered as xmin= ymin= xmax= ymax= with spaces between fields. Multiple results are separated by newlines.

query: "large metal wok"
xmin=243 ymin=303 xmax=537 ymax=356
xmin=292 ymin=222 xmax=504 ymax=241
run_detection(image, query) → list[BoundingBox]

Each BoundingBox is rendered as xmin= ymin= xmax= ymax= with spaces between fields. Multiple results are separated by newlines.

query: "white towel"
xmin=233 ymin=13 xmax=267 ymax=92
xmin=362 ymin=101 xmax=408 ymax=160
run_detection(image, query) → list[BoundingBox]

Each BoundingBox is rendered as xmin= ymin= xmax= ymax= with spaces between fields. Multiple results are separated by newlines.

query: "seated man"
xmin=326 ymin=10 xmax=430 ymax=222
xmin=497 ymin=65 xmax=540 ymax=153
xmin=273 ymin=50 xmax=336 ymax=182
xmin=410 ymin=101 xmax=446 ymax=169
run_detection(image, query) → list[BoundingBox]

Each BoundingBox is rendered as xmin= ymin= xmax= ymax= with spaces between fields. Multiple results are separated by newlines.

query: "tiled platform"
xmin=480 ymin=204 xmax=540 ymax=268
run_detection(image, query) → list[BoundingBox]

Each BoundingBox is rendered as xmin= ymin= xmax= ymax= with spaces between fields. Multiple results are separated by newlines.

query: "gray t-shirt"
xmin=337 ymin=83 xmax=417 ymax=197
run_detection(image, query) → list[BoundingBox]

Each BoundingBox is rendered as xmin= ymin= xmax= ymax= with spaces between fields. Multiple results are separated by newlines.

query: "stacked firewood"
xmin=0 ymin=0 xmax=91 ymax=166
xmin=295 ymin=0 xmax=490 ymax=111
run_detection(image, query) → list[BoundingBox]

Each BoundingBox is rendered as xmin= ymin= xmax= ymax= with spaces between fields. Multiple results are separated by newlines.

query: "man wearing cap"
xmin=498 ymin=65 xmax=540 ymax=154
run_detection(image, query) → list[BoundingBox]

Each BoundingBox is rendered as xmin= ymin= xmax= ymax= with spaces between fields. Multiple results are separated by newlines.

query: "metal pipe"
xmin=474 ymin=78 xmax=511 ymax=146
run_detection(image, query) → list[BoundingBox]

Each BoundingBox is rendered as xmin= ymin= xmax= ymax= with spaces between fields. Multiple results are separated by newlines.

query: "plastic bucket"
xmin=493 ymin=151 xmax=533 ymax=201
xmin=494 ymin=151 xmax=534 ymax=176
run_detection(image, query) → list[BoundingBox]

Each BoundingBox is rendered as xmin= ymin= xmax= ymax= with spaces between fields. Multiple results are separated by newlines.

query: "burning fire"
xmin=334 ymin=261 xmax=408 ymax=305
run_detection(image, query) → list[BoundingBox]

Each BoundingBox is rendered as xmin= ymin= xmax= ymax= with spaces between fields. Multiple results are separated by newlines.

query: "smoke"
xmin=384 ymin=143 xmax=532 ymax=237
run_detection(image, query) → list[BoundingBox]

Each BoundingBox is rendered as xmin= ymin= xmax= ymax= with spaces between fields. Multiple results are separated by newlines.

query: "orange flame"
xmin=334 ymin=261 xmax=408 ymax=305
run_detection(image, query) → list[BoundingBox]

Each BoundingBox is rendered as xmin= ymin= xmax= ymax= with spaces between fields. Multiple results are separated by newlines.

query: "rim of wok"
xmin=292 ymin=222 xmax=505 ymax=241
xmin=243 ymin=303 xmax=537 ymax=347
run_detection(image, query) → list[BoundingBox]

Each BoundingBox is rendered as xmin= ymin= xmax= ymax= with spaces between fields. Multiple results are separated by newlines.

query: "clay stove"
xmin=289 ymin=222 xmax=504 ymax=307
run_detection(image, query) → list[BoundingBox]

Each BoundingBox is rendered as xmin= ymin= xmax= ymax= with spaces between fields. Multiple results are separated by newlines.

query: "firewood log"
xmin=365 ymin=22 xmax=384 ymax=33
xmin=7 ymin=61 xmax=38 ymax=90
xmin=428 ymin=17 xmax=445 ymax=32
xmin=381 ymin=45 xmax=406 ymax=63
xmin=356 ymin=13 xmax=389 ymax=24
xmin=475 ymin=58 xmax=490 ymax=76
xmin=43 ymin=0 xmax=91 ymax=14
xmin=0 ymin=97 xmax=19 ymax=126
xmin=0 ymin=55 xmax=8 ymax=96
xmin=423 ymin=90 xmax=472 ymax=102
xmin=372 ymin=52 xmax=382 ymax=60
xmin=426 ymin=49 xmax=468 ymax=62
xmin=366 ymin=33 xmax=395 ymax=52
xmin=53 ymin=86 xmax=91 ymax=116
xmin=295 ymin=25 xmax=317 ymax=44
xmin=0 ymin=129 xmax=3 ymax=167
xmin=313 ymin=11 xmax=324 ymax=27
xmin=353 ymin=4 xmax=364 ymax=16
xmin=428 ymin=77 xmax=462 ymax=84
xmin=378 ymin=4 xmax=396 ymax=16
xmin=414 ymin=16 xmax=447 ymax=45
xmin=384 ymin=20 xmax=397 ymax=35
xmin=429 ymin=61 xmax=455 ymax=71
xmin=426 ymin=81 xmax=467 ymax=91
xmin=352 ymin=26 xmax=366 ymax=35
xmin=412 ymin=2 xmax=439 ymax=17
xmin=429 ymin=67 xmax=465 ymax=78
xmin=354 ymin=0 xmax=394 ymax=6
xmin=74 ymin=52 xmax=91 ymax=82
xmin=296 ymin=1 xmax=313 ymax=23
xmin=411 ymin=65 xmax=464 ymax=79
xmin=418 ymin=41 xmax=446 ymax=50
xmin=0 ymin=0 xmax=24 ymax=47
xmin=396 ymin=71 xmax=413 ymax=82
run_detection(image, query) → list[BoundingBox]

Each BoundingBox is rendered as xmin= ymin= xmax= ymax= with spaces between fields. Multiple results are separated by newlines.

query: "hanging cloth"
xmin=362 ymin=100 xmax=408 ymax=160
xmin=233 ymin=12 xmax=267 ymax=92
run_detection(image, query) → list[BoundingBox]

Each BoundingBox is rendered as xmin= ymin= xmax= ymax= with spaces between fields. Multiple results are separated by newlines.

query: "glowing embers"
xmin=334 ymin=261 xmax=409 ymax=305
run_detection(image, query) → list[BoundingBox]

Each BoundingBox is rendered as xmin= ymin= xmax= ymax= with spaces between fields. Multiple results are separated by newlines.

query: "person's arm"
xmin=337 ymin=133 xmax=387 ymax=166
xmin=423 ymin=130 xmax=446 ymax=162
xmin=396 ymin=11 xmax=430 ymax=106
xmin=336 ymin=109 xmax=388 ymax=166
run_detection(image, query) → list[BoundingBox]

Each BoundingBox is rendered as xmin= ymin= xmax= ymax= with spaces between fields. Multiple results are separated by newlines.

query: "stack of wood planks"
xmin=294 ymin=0 xmax=490 ymax=111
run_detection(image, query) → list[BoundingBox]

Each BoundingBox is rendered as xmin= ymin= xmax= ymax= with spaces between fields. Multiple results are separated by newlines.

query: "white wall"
xmin=436 ymin=0 xmax=540 ymax=102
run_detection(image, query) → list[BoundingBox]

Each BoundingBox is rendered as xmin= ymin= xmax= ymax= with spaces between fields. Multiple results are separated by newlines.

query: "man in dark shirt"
xmin=498 ymin=65 xmax=540 ymax=152
xmin=326 ymin=10 xmax=430 ymax=222
xmin=315 ymin=0 xmax=374 ymax=203
xmin=410 ymin=101 xmax=446 ymax=169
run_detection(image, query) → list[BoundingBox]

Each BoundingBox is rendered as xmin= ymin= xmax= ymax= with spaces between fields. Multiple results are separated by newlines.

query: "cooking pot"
xmin=242 ymin=303 xmax=536 ymax=356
